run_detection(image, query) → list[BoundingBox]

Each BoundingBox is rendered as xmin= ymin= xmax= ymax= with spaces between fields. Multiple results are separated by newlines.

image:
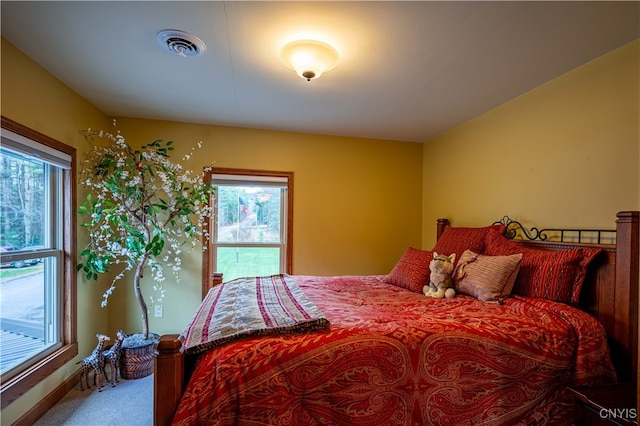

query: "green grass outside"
xmin=217 ymin=247 xmax=280 ymax=282
xmin=0 ymin=264 xmax=43 ymax=281
xmin=0 ymin=250 xmax=279 ymax=283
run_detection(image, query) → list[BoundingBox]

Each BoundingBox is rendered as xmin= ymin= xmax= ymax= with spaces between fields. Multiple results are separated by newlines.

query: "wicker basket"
xmin=119 ymin=333 xmax=159 ymax=380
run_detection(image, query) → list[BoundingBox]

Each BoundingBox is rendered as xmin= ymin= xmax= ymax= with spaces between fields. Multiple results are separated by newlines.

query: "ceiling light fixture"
xmin=280 ymin=40 xmax=339 ymax=81
xmin=157 ymin=29 xmax=206 ymax=58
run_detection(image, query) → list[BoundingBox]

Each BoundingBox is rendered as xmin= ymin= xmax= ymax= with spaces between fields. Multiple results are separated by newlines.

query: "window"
xmin=203 ymin=168 xmax=292 ymax=294
xmin=0 ymin=117 xmax=77 ymax=408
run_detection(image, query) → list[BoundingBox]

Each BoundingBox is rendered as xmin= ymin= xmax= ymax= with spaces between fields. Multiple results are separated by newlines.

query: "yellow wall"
xmin=108 ymin=118 xmax=423 ymax=336
xmin=1 ymin=37 xmax=110 ymax=425
xmin=422 ymin=40 xmax=640 ymax=248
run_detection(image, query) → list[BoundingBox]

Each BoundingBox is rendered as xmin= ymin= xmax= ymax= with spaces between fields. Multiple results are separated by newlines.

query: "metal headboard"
xmin=492 ymin=216 xmax=616 ymax=244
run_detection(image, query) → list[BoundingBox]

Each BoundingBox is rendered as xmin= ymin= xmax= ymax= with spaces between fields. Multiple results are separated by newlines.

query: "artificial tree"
xmin=77 ymin=128 xmax=212 ymax=340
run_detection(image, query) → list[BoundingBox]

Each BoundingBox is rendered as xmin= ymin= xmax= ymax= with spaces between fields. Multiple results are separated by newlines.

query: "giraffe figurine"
xmin=78 ymin=333 xmax=110 ymax=391
xmin=102 ymin=329 xmax=125 ymax=387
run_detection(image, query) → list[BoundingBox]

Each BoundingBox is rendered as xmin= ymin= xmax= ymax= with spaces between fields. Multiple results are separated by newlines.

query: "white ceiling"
xmin=2 ymin=1 xmax=639 ymax=143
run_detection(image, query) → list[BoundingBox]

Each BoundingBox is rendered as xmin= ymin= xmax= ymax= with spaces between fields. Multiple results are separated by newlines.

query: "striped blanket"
xmin=181 ymin=274 xmax=330 ymax=355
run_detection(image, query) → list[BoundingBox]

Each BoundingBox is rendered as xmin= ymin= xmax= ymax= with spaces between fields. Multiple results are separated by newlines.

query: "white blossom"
xmin=77 ymin=128 xmax=213 ymax=335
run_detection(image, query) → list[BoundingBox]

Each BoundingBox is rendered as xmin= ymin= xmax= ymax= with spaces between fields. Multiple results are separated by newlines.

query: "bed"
xmin=154 ymin=211 xmax=639 ymax=425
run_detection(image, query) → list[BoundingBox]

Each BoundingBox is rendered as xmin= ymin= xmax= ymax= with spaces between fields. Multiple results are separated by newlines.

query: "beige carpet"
xmin=33 ymin=374 xmax=153 ymax=425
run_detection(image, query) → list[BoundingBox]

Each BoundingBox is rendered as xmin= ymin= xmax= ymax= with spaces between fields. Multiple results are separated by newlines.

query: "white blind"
xmin=1 ymin=128 xmax=72 ymax=169
xmin=210 ymin=173 xmax=288 ymax=188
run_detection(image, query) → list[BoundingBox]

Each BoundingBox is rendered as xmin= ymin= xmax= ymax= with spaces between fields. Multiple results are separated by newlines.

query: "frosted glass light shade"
xmin=280 ymin=40 xmax=339 ymax=81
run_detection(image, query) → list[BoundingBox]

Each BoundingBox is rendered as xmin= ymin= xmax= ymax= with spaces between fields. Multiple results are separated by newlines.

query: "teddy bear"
xmin=423 ymin=252 xmax=456 ymax=299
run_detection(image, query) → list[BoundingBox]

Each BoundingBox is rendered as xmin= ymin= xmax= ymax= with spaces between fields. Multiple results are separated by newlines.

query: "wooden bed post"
xmin=615 ymin=212 xmax=640 ymax=411
xmin=154 ymin=334 xmax=184 ymax=426
xmin=154 ymin=272 xmax=222 ymax=426
xmin=633 ymin=212 xmax=640 ymax=413
xmin=212 ymin=272 xmax=224 ymax=288
xmin=436 ymin=218 xmax=450 ymax=240
xmin=614 ymin=211 xmax=639 ymax=384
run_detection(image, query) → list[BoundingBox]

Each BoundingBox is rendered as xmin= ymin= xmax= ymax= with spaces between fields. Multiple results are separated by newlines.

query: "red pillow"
xmin=484 ymin=228 xmax=603 ymax=304
xmin=386 ymin=247 xmax=433 ymax=293
xmin=569 ymin=246 xmax=603 ymax=304
xmin=433 ymin=224 xmax=505 ymax=266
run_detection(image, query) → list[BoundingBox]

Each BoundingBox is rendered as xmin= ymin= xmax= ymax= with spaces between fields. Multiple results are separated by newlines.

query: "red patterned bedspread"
xmin=172 ymin=275 xmax=615 ymax=426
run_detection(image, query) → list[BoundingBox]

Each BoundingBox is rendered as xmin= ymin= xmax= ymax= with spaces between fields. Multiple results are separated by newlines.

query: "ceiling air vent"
xmin=156 ymin=29 xmax=206 ymax=58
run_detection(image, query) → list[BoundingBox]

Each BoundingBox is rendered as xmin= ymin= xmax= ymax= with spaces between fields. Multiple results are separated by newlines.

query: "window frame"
xmin=202 ymin=168 xmax=293 ymax=298
xmin=0 ymin=116 xmax=77 ymax=408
